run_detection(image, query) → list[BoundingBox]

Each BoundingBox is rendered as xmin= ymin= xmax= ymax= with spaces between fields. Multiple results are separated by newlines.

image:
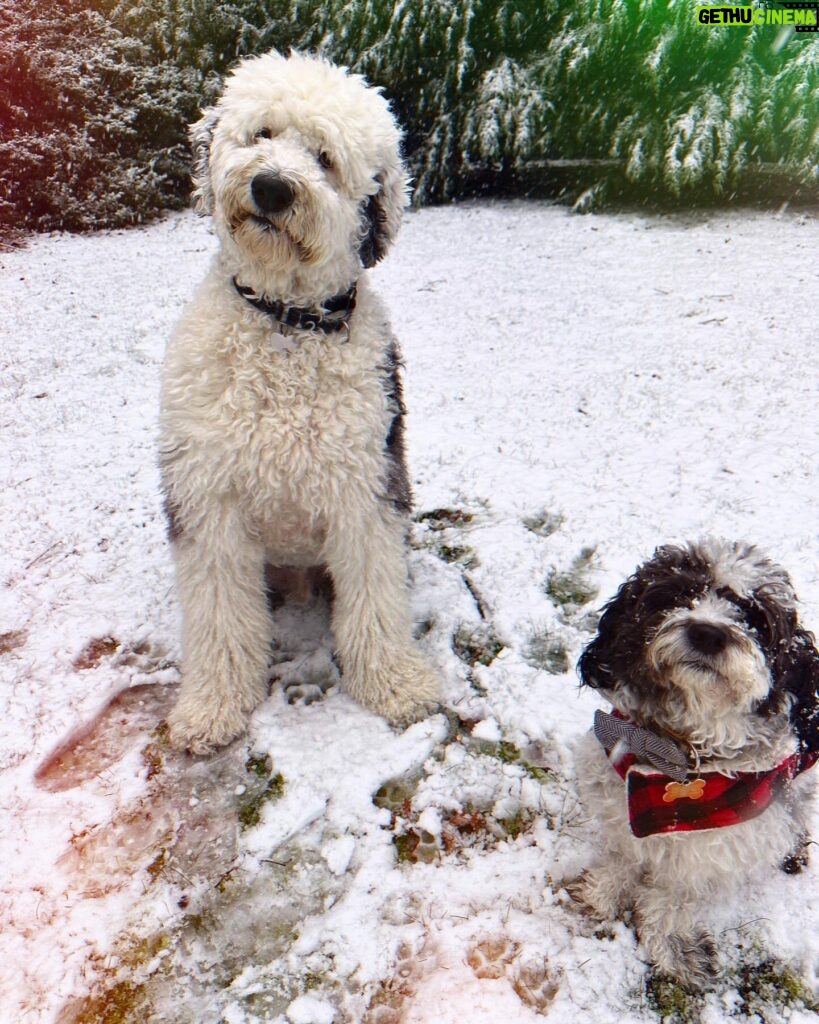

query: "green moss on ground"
xmin=736 ymin=957 xmax=819 ymax=1015
xmin=522 ymin=510 xmax=565 ymax=538
xmin=524 ymin=630 xmax=571 ymax=673
xmin=245 ymin=752 xmax=274 ymax=778
xmin=437 ymin=543 xmax=479 ymax=569
xmin=238 ymin=772 xmax=285 ymax=831
xmin=416 ymin=508 xmax=475 ymax=531
xmin=452 ymin=623 xmax=504 ymax=667
xmin=473 ymin=739 xmax=552 ymax=784
xmin=644 ymin=973 xmax=701 ymax=1023
xmin=545 ymin=547 xmax=598 ymax=610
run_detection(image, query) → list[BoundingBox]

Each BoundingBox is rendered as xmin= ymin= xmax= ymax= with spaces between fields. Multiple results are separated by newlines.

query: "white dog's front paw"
xmin=166 ymin=701 xmax=248 ymax=755
xmin=346 ymin=651 xmax=440 ymax=727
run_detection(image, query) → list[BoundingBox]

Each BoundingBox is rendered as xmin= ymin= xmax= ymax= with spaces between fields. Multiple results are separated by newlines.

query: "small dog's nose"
xmin=251 ymin=172 xmax=295 ymax=215
xmin=687 ymin=621 xmax=728 ymax=656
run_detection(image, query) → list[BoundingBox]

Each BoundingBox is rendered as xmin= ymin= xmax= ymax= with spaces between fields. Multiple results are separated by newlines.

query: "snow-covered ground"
xmin=1 ymin=202 xmax=818 ymax=1024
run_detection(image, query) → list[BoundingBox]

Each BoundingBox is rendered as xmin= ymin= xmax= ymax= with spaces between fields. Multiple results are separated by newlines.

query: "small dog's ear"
xmin=774 ymin=627 xmax=819 ymax=751
xmin=578 ymin=567 xmax=655 ymax=693
xmin=578 ymin=582 xmax=634 ymax=691
xmin=189 ymin=107 xmax=220 ymax=216
xmin=359 ymin=157 xmax=410 ymax=268
xmin=578 ymin=611 xmax=621 ymax=691
xmin=577 ymin=632 xmax=611 ymax=691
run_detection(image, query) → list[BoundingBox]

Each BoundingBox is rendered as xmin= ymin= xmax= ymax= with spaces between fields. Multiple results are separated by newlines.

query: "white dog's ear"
xmin=359 ymin=158 xmax=409 ymax=268
xmin=189 ymin=107 xmax=220 ymax=215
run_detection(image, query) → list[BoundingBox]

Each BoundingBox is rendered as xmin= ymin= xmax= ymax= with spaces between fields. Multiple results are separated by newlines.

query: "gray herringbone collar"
xmin=594 ymin=709 xmax=691 ymax=782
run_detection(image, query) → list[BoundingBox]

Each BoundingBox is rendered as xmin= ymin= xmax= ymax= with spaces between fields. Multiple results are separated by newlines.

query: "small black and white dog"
xmin=571 ymin=539 xmax=819 ymax=987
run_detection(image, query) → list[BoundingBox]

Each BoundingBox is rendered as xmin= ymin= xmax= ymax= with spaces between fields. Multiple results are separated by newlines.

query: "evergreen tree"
xmin=303 ymin=0 xmax=817 ymax=206
xmin=296 ymin=0 xmax=557 ymax=201
xmin=109 ymin=0 xmax=298 ymax=76
xmin=544 ymin=0 xmax=818 ymax=206
xmin=0 ymin=0 xmax=297 ymax=231
xmin=1 ymin=0 xmax=816 ymax=231
xmin=0 ymin=0 xmax=210 ymax=230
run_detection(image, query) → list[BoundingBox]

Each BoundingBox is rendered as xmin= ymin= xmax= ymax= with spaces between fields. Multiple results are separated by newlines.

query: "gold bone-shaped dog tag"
xmin=662 ymin=778 xmax=706 ymax=803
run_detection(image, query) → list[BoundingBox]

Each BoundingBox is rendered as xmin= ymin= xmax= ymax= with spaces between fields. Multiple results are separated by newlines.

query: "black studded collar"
xmin=232 ymin=277 xmax=357 ymax=335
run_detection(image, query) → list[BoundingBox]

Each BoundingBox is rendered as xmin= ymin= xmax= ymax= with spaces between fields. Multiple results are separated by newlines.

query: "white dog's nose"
xmin=251 ymin=172 xmax=295 ymax=215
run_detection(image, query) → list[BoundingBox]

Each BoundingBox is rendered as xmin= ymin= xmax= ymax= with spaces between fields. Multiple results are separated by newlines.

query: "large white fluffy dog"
xmin=159 ymin=51 xmax=439 ymax=753
xmin=572 ymin=540 xmax=818 ymax=987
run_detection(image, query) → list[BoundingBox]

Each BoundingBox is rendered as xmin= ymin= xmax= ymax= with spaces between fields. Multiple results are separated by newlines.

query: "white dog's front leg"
xmin=167 ymin=504 xmax=272 ymax=753
xmin=325 ymin=499 xmax=438 ymax=725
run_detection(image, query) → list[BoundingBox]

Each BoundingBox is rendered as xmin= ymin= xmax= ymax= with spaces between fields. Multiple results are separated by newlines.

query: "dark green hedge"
xmin=1 ymin=1 xmax=816 ymax=231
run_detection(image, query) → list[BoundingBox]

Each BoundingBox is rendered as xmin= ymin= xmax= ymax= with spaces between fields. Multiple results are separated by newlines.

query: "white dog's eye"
xmin=254 ymin=128 xmax=272 ymax=142
xmin=318 ymin=150 xmax=333 ymax=170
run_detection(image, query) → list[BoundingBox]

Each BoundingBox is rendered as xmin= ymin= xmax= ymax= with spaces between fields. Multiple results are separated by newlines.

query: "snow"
xmin=286 ymin=994 xmax=337 ymax=1024
xmin=1 ymin=201 xmax=818 ymax=1022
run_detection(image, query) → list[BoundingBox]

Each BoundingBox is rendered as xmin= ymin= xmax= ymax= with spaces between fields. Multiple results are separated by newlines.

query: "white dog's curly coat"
xmin=572 ymin=539 xmax=819 ymax=987
xmin=160 ymin=52 xmax=438 ymax=753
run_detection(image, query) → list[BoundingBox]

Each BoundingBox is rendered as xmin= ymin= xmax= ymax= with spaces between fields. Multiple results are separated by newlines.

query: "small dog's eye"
xmin=318 ymin=150 xmax=333 ymax=170
xmin=254 ymin=128 xmax=272 ymax=142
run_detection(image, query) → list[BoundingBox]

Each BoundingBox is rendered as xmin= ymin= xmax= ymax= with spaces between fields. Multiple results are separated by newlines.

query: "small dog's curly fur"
xmin=571 ymin=539 xmax=819 ymax=987
xmin=159 ymin=52 xmax=438 ymax=753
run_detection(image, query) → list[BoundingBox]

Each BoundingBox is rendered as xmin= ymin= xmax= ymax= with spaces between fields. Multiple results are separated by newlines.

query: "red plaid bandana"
xmin=599 ymin=721 xmax=817 ymax=839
